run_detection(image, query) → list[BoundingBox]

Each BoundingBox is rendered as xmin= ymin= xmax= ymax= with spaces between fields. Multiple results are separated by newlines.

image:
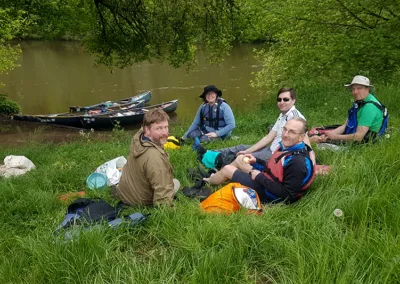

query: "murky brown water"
xmin=1 ymin=41 xmax=263 ymax=118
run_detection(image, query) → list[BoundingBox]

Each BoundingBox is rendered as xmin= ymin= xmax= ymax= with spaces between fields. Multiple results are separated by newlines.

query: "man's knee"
xmin=229 ymin=155 xmax=243 ymax=167
xmin=221 ymin=165 xmax=237 ymax=179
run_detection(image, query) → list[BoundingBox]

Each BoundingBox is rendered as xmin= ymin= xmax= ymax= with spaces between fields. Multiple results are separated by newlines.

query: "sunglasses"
xmin=277 ymin=97 xmax=291 ymax=102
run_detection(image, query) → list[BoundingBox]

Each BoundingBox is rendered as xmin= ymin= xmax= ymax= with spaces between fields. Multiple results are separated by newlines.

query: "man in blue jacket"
xmin=204 ymin=118 xmax=315 ymax=204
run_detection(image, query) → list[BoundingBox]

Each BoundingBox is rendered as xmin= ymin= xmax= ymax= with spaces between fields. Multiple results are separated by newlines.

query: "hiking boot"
xmin=182 ymin=183 xmax=212 ymax=200
xmin=187 ymin=166 xmax=211 ymax=183
xmin=193 ymin=179 xmax=205 ymax=189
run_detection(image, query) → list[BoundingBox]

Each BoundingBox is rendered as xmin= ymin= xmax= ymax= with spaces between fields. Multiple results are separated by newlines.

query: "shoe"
xmin=195 ymin=145 xmax=207 ymax=162
xmin=187 ymin=166 xmax=211 ymax=183
xmin=182 ymin=184 xmax=212 ymax=200
xmin=192 ymin=137 xmax=201 ymax=151
xmin=193 ymin=179 xmax=205 ymax=189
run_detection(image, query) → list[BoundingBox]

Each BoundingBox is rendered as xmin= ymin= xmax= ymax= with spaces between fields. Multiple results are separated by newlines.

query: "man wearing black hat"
xmin=182 ymin=85 xmax=236 ymax=142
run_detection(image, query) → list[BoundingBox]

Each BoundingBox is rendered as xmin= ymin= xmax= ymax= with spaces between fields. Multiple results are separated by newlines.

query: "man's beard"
xmin=158 ymin=137 xmax=168 ymax=147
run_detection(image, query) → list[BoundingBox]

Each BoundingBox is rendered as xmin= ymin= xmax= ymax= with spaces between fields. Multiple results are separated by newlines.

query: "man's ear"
xmin=299 ymin=133 xmax=306 ymax=143
xmin=144 ymin=125 xmax=150 ymax=136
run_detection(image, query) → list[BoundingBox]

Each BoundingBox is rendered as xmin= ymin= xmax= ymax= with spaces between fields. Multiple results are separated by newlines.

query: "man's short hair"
xmin=290 ymin=117 xmax=308 ymax=134
xmin=142 ymin=108 xmax=169 ymax=128
xmin=277 ymin=87 xmax=296 ymax=100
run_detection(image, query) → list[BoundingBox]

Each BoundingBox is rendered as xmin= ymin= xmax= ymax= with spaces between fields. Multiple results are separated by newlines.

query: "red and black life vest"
xmin=262 ymin=147 xmax=315 ymax=198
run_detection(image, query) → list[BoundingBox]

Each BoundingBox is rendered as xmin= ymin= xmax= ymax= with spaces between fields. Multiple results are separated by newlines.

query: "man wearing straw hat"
xmin=310 ymin=75 xmax=388 ymax=144
xmin=113 ymin=108 xmax=179 ymax=206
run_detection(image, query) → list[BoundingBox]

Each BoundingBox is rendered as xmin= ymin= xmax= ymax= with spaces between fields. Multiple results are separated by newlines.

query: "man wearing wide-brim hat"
xmin=310 ymin=75 xmax=388 ymax=144
xmin=182 ymin=85 xmax=236 ymax=142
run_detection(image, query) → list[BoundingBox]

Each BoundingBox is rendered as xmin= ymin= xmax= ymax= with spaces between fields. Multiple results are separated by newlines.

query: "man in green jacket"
xmin=115 ymin=109 xmax=176 ymax=206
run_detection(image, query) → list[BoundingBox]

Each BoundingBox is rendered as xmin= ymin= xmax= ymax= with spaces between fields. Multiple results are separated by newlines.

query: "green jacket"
xmin=116 ymin=128 xmax=175 ymax=206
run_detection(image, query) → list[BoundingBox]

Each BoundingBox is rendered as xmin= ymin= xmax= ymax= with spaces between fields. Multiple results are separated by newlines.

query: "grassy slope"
xmin=0 ymin=83 xmax=399 ymax=283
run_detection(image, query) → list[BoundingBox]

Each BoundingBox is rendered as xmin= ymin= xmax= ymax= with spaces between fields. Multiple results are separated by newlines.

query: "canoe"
xmin=13 ymin=100 xmax=146 ymax=128
xmin=81 ymin=99 xmax=178 ymax=129
xmin=69 ymin=91 xmax=152 ymax=112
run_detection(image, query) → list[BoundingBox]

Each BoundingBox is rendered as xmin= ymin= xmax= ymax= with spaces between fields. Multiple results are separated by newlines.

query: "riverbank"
xmin=0 ymin=115 xmax=110 ymax=146
xmin=0 ymin=82 xmax=399 ymax=283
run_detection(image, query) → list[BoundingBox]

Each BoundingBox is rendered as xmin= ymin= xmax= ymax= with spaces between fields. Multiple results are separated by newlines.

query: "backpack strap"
xmin=273 ymin=148 xmax=308 ymax=164
xmin=267 ymin=148 xmax=312 ymax=184
xmin=55 ymin=213 xmax=81 ymax=231
xmin=357 ymin=95 xmax=389 ymax=136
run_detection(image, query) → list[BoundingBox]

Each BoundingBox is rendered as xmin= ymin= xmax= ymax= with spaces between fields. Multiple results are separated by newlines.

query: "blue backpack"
xmin=345 ymin=97 xmax=389 ymax=138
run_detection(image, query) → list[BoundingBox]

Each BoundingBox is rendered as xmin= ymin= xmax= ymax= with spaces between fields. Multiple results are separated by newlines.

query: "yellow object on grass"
xmin=164 ymin=136 xmax=181 ymax=150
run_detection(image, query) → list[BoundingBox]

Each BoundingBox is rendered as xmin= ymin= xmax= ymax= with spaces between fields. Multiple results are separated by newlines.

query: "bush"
xmin=0 ymin=93 xmax=21 ymax=115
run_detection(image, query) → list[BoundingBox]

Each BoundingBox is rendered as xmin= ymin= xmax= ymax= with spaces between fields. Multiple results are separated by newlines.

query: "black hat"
xmin=199 ymin=85 xmax=222 ymax=99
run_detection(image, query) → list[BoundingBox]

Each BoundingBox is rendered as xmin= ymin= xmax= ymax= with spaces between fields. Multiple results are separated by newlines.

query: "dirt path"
xmin=0 ymin=115 xmax=108 ymax=147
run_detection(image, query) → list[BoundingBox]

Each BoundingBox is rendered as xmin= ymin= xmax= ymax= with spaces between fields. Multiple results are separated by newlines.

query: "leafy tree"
xmin=84 ymin=0 xmax=237 ymax=68
xmin=250 ymin=0 xmax=400 ymax=91
xmin=1 ymin=0 xmax=94 ymax=40
xmin=0 ymin=93 xmax=21 ymax=114
xmin=0 ymin=8 xmax=25 ymax=87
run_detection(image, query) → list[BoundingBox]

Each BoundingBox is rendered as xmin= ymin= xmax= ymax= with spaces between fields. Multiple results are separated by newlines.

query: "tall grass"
xmin=0 ymin=82 xmax=399 ymax=283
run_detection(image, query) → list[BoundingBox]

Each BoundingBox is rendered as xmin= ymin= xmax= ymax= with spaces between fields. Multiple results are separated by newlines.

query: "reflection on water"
xmin=0 ymin=41 xmax=264 ymax=123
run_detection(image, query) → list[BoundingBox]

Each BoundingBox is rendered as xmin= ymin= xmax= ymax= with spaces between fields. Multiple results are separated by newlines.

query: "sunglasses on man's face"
xmin=277 ymin=97 xmax=291 ymax=102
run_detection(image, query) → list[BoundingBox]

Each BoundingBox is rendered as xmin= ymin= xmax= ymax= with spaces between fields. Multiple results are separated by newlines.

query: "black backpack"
xmin=56 ymin=198 xmax=147 ymax=232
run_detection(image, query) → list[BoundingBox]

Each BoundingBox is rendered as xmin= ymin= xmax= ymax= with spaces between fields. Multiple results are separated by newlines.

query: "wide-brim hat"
xmin=344 ymin=75 xmax=374 ymax=88
xmin=200 ymin=85 xmax=222 ymax=99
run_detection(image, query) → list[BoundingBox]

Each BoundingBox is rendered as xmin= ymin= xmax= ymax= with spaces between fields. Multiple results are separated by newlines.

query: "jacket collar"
xmin=278 ymin=141 xmax=305 ymax=152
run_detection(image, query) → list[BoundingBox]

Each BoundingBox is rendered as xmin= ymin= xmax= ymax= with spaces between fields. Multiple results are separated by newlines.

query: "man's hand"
xmin=318 ymin=134 xmax=329 ymax=142
xmin=250 ymin=169 xmax=261 ymax=180
xmin=244 ymin=154 xmax=256 ymax=164
xmin=237 ymin=150 xmax=248 ymax=156
xmin=205 ymin=132 xmax=217 ymax=138
xmin=324 ymin=131 xmax=338 ymax=140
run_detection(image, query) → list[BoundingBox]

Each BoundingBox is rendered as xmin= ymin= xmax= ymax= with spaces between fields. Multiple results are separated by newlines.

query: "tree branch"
xmin=293 ymin=16 xmax=368 ymax=30
xmin=94 ymin=0 xmax=107 ymax=38
xmin=335 ymin=0 xmax=373 ymax=29
xmin=361 ymin=7 xmax=390 ymax=21
xmin=94 ymin=0 xmax=147 ymax=41
xmin=384 ymin=6 xmax=400 ymax=20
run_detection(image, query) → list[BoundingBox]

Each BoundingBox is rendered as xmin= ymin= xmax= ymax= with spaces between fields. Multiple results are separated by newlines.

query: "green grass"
xmin=0 ymin=81 xmax=399 ymax=283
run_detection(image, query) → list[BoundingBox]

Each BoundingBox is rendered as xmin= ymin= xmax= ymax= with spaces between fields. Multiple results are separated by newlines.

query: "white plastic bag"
xmin=0 ymin=155 xmax=36 ymax=178
xmin=95 ymin=156 xmax=127 ymax=186
xmin=4 ymin=155 xmax=36 ymax=170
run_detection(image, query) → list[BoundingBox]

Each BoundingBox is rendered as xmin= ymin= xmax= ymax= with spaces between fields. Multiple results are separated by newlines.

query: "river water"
xmin=1 ymin=41 xmax=264 ymax=126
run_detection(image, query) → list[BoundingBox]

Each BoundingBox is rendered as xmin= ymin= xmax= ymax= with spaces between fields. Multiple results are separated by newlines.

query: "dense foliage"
xmin=1 ymin=0 xmax=93 ymax=40
xmin=0 ymin=8 xmax=24 ymax=84
xmin=248 ymin=0 xmax=400 ymax=92
xmin=0 ymin=93 xmax=21 ymax=115
xmin=84 ymin=0 xmax=237 ymax=68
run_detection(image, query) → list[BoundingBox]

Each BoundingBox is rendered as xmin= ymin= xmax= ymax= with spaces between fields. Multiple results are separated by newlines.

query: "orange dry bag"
xmin=200 ymin=182 xmax=262 ymax=214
